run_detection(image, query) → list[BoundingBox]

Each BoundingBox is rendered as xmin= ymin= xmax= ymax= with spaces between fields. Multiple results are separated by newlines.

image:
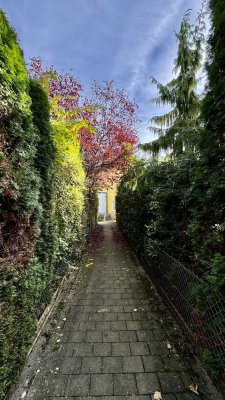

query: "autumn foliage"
xmin=29 ymin=58 xmax=139 ymax=189
xmin=80 ymin=81 xmax=138 ymax=187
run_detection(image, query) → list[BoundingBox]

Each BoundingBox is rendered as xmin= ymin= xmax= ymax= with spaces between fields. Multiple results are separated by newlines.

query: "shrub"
xmin=0 ymin=10 xmax=41 ymax=397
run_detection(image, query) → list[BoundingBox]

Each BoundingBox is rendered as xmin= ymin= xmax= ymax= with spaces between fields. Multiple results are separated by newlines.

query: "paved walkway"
xmin=11 ymin=222 xmax=222 ymax=400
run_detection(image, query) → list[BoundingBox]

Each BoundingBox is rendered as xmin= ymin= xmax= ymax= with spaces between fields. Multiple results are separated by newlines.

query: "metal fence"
xmin=149 ymin=251 xmax=225 ymax=375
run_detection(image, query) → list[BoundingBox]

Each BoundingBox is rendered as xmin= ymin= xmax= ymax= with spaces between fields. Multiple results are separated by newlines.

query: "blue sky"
xmin=1 ymin=0 xmax=204 ymax=143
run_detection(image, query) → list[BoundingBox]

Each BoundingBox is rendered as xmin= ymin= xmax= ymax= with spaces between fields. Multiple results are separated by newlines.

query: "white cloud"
xmin=113 ymin=0 xmax=185 ymax=97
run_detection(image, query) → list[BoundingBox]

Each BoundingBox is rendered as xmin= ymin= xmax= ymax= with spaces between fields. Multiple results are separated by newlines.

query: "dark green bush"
xmin=29 ymin=79 xmax=57 ymax=308
xmin=117 ymin=157 xmax=197 ymax=267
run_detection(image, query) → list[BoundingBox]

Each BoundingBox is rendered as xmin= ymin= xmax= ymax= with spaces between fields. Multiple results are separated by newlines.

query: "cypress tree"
xmin=142 ymin=10 xmax=204 ymax=156
xmin=29 ymin=80 xmax=57 ymax=305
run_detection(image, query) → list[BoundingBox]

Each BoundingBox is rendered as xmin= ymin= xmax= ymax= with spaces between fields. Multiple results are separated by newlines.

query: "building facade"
xmin=98 ymin=182 xmax=117 ymax=220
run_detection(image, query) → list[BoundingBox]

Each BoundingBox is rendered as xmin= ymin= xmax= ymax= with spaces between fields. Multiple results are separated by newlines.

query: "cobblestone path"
xmin=10 ymin=222 xmax=222 ymax=400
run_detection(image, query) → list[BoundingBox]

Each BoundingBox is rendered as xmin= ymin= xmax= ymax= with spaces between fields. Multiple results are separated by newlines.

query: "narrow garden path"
xmin=11 ymin=222 xmax=222 ymax=400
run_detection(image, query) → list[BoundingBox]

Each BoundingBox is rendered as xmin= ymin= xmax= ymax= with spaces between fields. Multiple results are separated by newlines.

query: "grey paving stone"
xmin=60 ymin=356 xmax=82 ymax=374
xmin=89 ymin=313 xmax=105 ymax=321
xmin=30 ymin=375 xmax=68 ymax=397
xmin=148 ymin=341 xmax=168 ymax=355
xmin=163 ymin=355 xmax=185 ymax=372
xmin=162 ymin=395 xmax=177 ymax=400
xmin=73 ymin=343 xmax=93 ymax=356
xmin=196 ymin=376 xmax=221 ymax=394
xmin=102 ymin=356 xmax=123 ymax=373
xmin=130 ymin=342 xmax=150 ymax=355
xmin=93 ymin=342 xmax=111 ymax=356
xmin=136 ymin=373 xmax=160 ymax=394
xmin=124 ymin=305 xmax=138 ymax=312
xmin=103 ymin=330 xmax=120 ymax=342
xmin=110 ymin=293 xmax=122 ymax=300
xmin=132 ymin=312 xmax=150 ymax=321
xmin=122 ymin=293 xmax=133 ymax=299
xmin=67 ymin=330 xmax=86 ymax=342
xmin=178 ymin=371 xmax=195 ymax=389
xmin=25 ymin=391 xmax=45 ymax=400
xmin=152 ymin=328 xmax=170 ymax=340
xmin=66 ymin=374 xmax=90 ymax=396
xmin=175 ymin=393 xmax=199 ymax=400
xmin=111 ymin=321 xmax=127 ymax=330
xmin=114 ymin=373 xmax=137 ymax=395
xmin=120 ymin=330 xmax=138 ymax=342
xmin=200 ymin=395 xmax=224 ymax=400
xmin=112 ymin=342 xmax=131 ymax=356
xmin=104 ymin=312 xmax=118 ymax=321
xmin=78 ymin=321 xmax=95 ymax=330
xmin=127 ymin=321 xmax=143 ymax=330
xmin=81 ymin=356 xmax=102 ymax=373
xmin=116 ymin=299 xmax=130 ymax=305
xmin=142 ymin=355 xmax=164 ymax=372
xmin=123 ymin=356 xmax=144 ymax=372
xmin=97 ymin=306 xmax=111 ymax=313
xmin=55 ymin=342 xmax=73 ymax=357
xmin=104 ymin=299 xmax=118 ymax=306
xmin=90 ymin=373 xmax=113 ymax=396
xmin=158 ymin=372 xmax=184 ymax=393
xmin=142 ymin=321 xmax=158 ymax=330
xmin=73 ymin=313 xmax=91 ymax=322
xmin=118 ymin=312 xmax=133 ymax=320
xmin=95 ymin=321 xmax=111 ymax=331
xmin=86 ymin=330 xmax=103 ymax=342
xmin=111 ymin=305 xmax=124 ymax=313
xmin=137 ymin=330 xmax=154 ymax=342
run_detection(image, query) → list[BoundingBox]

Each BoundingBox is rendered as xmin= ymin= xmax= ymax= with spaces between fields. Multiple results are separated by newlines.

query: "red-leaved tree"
xmin=29 ymin=59 xmax=139 ymax=188
xmin=79 ymin=81 xmax=139 ymax=188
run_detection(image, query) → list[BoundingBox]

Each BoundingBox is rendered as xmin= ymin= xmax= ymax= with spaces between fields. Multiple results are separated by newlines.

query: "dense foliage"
xmin=30 ymin=59 xmax=139 ymax=190
xmin=0 ymin=11 xmax=46 ymax=398
xmin=0 ymin=12 xmax=88 ymax=399
xmin=117 ymin=2 xmax=225 ymax=375
xmin=117 ymin=156 xmax=202 ymax=272
xmin=80 ymin=81 xmax=138 ymax=188
xmin=118 ymin=0 xmax=225 ymax=296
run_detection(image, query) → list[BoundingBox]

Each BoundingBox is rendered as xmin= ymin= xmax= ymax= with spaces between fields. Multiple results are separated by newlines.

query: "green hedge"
xmin=29 ymin=79 xmax=57 ymax=308
xmin=117 ymin=158 xmax=194 ymax=264
xmin=0 ymin=11 xmax=96 ymax=399
xmin=117 ymin=154 xmax=225 ymax=293
xmin=0 ymin=10 xmax=41 ymax=397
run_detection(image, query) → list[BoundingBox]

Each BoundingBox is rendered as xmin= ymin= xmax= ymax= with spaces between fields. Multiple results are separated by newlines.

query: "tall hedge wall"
xmin=0 ymin=10 xmax=42 ymax=397
xmin=0 ymin=11 xmax=95 ymax=399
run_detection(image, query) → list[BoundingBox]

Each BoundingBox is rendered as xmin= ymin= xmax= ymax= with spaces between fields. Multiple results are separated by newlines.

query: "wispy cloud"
xmin=113 ymin=0 xmax=184 ymax=93
xmin=1 ymin=0 xmax=205 ymax=142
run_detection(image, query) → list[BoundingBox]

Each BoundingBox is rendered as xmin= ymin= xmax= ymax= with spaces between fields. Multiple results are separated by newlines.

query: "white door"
xmin=98 ymin=192 xmax=107 ymax=216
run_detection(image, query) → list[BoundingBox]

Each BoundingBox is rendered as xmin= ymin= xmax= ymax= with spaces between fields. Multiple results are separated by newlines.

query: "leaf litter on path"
xmin=189 ymin=383 xmax=199 ymax=395
xmin=153 ymin=391 xmax=162 ymax=399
